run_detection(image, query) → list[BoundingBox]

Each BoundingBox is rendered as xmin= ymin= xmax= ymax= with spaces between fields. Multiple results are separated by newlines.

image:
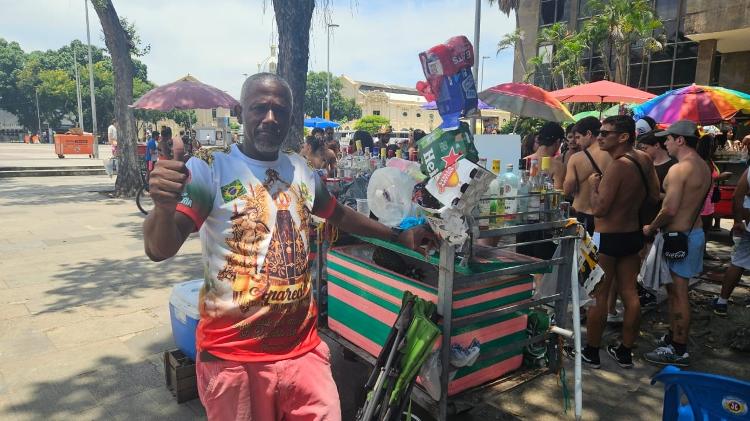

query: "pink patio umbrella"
xmin=131 ymin=75 xmax=239 ymax=112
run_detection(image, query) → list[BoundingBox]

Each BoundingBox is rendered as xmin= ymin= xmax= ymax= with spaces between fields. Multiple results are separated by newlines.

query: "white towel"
xmin=640 ymin=232 xmax=672 ymax=291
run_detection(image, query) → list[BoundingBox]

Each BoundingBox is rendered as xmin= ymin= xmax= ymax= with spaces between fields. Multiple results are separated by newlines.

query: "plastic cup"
xmin=356 ymin=199 xmax=369 ymax=216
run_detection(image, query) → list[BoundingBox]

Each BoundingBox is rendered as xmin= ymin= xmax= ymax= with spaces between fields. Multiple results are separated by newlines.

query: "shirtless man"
xmin=585 ymin=115 xmax=660 ymax=369
xmin=643 ymin=120 xmax=712 ymax=367
xmin=563 ymin=116 xmax=611 ymax=235
xmin=525 ymin=122 xmax=566 ymax=189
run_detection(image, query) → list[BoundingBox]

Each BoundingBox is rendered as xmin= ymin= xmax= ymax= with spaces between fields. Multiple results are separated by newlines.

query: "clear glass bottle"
xmin=527 ymin=158 xmax=541 ymax=224
xmin=517 ymin=159 xmax=530 ymax=224
xmin=502 ymin=164 xmax=519 ymax=225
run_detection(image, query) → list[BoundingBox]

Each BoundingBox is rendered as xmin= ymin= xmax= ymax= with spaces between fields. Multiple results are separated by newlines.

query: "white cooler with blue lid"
xmin=169 ymin=279 xmax=202 ymax=361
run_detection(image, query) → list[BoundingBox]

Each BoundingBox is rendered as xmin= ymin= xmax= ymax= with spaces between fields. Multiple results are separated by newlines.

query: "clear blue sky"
xmin=2 ymin=0 xmax=516 ymax=98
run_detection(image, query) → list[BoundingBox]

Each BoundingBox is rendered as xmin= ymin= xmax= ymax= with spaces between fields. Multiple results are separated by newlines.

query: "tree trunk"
xmin=91 ymin=0 xmax=140 ymax=197
xmin=273 ymin=0 xmax=315 ymax=152
xmin=515 ymin=14 xmax=527 ymax=76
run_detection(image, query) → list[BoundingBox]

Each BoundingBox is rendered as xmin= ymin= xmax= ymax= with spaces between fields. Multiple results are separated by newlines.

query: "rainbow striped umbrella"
xmin=633 ymin=84 xmax=750 ymax=125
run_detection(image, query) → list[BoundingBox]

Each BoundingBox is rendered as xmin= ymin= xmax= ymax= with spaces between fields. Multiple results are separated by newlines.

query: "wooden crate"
xmin=164 ymin=349 xmax=198 ymax=403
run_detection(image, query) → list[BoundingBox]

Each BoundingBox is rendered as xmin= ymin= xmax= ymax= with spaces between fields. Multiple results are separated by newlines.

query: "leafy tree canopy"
xmin=353 ymin=115 xmax=390 ymax=135
xmin=304 ymin=71 xmax=361 ymax=122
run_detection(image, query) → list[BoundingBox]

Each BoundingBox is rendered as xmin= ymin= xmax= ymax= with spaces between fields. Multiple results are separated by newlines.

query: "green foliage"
xmin=353 ymin=115 xmax=390 ymax=135
xmin=229 ymin=120 xmax=240 ymax=131
xmin=0 ymin=37 xmax=151 ymax=134
xmin=499 ymin=117 xmax=544 ymax=138
xmin=304 ymin=71 xmax=361 ymax=122
xmin=524 ymin=0 xmax=664 ymax=88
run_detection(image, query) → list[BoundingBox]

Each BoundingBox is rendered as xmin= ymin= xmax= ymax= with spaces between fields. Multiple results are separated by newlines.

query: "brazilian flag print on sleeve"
xmin=176 ymin=157 xmax=216 ymax=230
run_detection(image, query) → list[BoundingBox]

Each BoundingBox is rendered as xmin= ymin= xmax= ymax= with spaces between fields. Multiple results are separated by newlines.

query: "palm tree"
xmin=582 ymin=0 xmax=664 ymax=85
xmin=489 ymin=1 xmax=526 ymax=76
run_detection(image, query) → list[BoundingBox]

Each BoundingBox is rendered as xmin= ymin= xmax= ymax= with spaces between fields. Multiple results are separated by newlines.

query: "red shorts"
xmin=196 ymin=341 xmax=341 ymax=421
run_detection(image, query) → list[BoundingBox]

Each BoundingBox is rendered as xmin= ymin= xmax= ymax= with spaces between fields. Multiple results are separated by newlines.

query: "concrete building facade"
xmin=513 ymin=0 xmax=750 ymax=94
xmin=339 ymin=75 xmax=510 ymax=132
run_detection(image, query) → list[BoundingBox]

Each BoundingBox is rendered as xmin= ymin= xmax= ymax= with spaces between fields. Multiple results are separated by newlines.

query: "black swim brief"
xmin=598 ymin=231 xmax=644 ymax=257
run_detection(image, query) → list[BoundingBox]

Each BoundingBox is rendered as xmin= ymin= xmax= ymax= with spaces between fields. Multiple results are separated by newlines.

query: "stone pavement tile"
xmin=0 ymin=327 xmax=55 ymax=360
xmin=0 ymin=282 xmax=58 ymax=306
xmin=82 ymin=288 xmax=173 ymax=319
xmin=1 ymin=381 xmax=99 ymax=421
xmin=185 ymin=398 xmax=207 ymax=418
xmin=119 ymin=324 xmax=175 ymax=361
xmin=83 ymin=360 xmax=164 ymax=406
xmin=41 ymin=234 xmax=107 ymax=247
xmin=0 ymin=303 xmax=28 ymax=320
xmin=105 ymin=385 xmax=195 ymax=421
xmin=0 ymin=279 xmax=8 ymax=289
xmin=45 ymin=311 xmax=160 ymax=349
xmin=144 ymin=304 xmax=172 ymax=326
xmin=0 ymin=338 xmax=139 ymax=389
xmin=0 ymin=306 xmax=89 ymax=337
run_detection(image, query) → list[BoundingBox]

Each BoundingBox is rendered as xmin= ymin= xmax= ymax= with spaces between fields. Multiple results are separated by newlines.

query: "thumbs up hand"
xmin=150 ymin=135 xmax=190 ymax=212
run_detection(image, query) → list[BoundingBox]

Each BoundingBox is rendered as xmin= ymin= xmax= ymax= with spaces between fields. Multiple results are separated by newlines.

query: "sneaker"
xmin=607 ymin=310 xmax=623 ymax=323
xmin=580 ymin=346 xmax=601 ymax=369
xmin=639 ymin=291 xmax=657 ymax=309
xmin=713 ymin=298 xmax=728 ymax=317
xmin=644 ymin=345 xmax=690 ymax=367
xmin=655 ymin=331 xmax=672 ymax=348
xmin=606 ymin=344 xmax=634 ymax=369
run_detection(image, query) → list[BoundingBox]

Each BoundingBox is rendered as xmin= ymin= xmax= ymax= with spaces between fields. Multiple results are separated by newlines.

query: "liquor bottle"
xmin=517 ymin=159 xmax=530 ymax=224
xmin=489 ymin=160 xmax=505 ymax=229
xmin=502 ymin=164 xmax=519 ymax=225
xmin=527 ymin=158 xmax=541 ymax=224
xmin=480 ymin=159 xmax=501 ymax=229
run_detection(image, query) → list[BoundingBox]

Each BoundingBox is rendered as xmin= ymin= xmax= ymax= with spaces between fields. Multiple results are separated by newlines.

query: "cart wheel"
xmin=57 ymin=154 xmax=64 ymax=159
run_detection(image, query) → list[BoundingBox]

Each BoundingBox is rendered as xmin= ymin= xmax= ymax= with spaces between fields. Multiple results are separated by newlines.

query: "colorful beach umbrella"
xmin=131 ymin=75 xmax=239 ymax=112
xmin=303 ymin=117 xmax=340 ymax=129
xmin=479 ymin=83 xmax=574 ymax=122
xmin=550 ymin=80 xmax=655 ymax=104
xmin=633 ymin=84 xmax=750 ymax=125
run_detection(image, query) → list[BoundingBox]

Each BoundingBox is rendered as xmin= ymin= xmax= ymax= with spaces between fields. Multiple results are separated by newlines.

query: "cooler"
xmin=327 ymin=243 xmax=536 ymax=396
xmin=169 ymin=279 xmax=202 ymax=361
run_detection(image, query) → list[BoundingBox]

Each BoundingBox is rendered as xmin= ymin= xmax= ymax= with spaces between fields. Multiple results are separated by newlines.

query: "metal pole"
xmin=570 ymin=237 xmax=583 ymax=421
xmin=84 ymin=0 xmax=99 ymax=158
xmin=35 ymin=89 xmax=41 ymax=139
xmin=470 ymin=0 xmax=481 ymax=135
xmin=480 ymin=56 xmax=490 ymax=91
xmin=321 ymin=98 xmax=324 ymax=118
xmin=73 ymin=49 xmax=84 ymax=128
xmin=437 ymin=241 xmax=455 ymax=421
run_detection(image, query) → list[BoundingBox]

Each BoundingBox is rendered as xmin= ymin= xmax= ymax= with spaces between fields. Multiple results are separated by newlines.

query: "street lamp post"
xmin=84 ymin=0 xmax=99 ymax=158
xmin=326 ymin=23 xmax=339 ymax=121
xmin=35 ymin=88 xmax=41 ymax=139
xmin=480 ymin=56 xmax=491 ymax=91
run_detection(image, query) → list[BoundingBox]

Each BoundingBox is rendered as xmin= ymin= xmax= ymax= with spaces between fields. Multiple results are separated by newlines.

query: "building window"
xmin=416 ymin=113 xmax=421 ymax=118
xmin=402 ymin=112 xmax=408 ymax=117
xmin=211 ymin=108 xmax=217 ymax=119
xmin=540 ymin=0 xmax=568 ymax=26
xmin=373 ymin=110 xmax=380 ymax=116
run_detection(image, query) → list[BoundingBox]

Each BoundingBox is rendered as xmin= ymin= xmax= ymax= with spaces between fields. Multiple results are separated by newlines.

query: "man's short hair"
xmin=637 ymin=130 xmax=666 ymax=149
xmin=572 ymin=116 xmax=601 ymax=137
xmin=311 ymin=127 xmax=324 ymax=136
xmin=537 ymin=122 xmax=565 ymax=147
xmin=602 ymin=115 xmax=636 ymax=144
xmin=240 ymin=72 xmax=293 ymax=109
xmin=161 ymin=127 xmax=172 ymax=139
xmin=413 ymin=129 xmax=426 ymax=142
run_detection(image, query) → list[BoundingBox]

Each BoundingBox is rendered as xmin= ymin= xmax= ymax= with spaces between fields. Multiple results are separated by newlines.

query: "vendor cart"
xmin=54 ymin=133 xmax=95 ymax=158
xmin=315 ymin=193 xmax=583 ymax=420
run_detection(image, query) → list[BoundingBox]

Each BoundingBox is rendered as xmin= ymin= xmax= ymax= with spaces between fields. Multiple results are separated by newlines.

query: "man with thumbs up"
xmin=143 ymin=73 xmax=436 ymax=421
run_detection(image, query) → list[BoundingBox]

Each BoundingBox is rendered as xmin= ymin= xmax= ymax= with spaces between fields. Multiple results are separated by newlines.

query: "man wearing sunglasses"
xmin=642 ymin=120 xmax=712 ymax=367
xmin=585 ymin=115 xmax=660 ymax=369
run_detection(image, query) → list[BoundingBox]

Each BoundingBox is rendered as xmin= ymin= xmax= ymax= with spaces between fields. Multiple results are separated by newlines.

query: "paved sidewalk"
xmin=0 ymin=143 xmax=113 ymax=168
xmin=0 ymin=175 xmax=748 ymax=420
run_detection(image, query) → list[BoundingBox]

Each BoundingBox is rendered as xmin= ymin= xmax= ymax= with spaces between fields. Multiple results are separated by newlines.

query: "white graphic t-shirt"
xmin=176 ymin=144 xmax=336 ymax=362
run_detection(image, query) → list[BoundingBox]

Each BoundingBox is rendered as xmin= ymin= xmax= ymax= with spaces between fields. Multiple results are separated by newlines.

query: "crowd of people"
xmin=521 ymin=114 xmax=749 ymax=370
